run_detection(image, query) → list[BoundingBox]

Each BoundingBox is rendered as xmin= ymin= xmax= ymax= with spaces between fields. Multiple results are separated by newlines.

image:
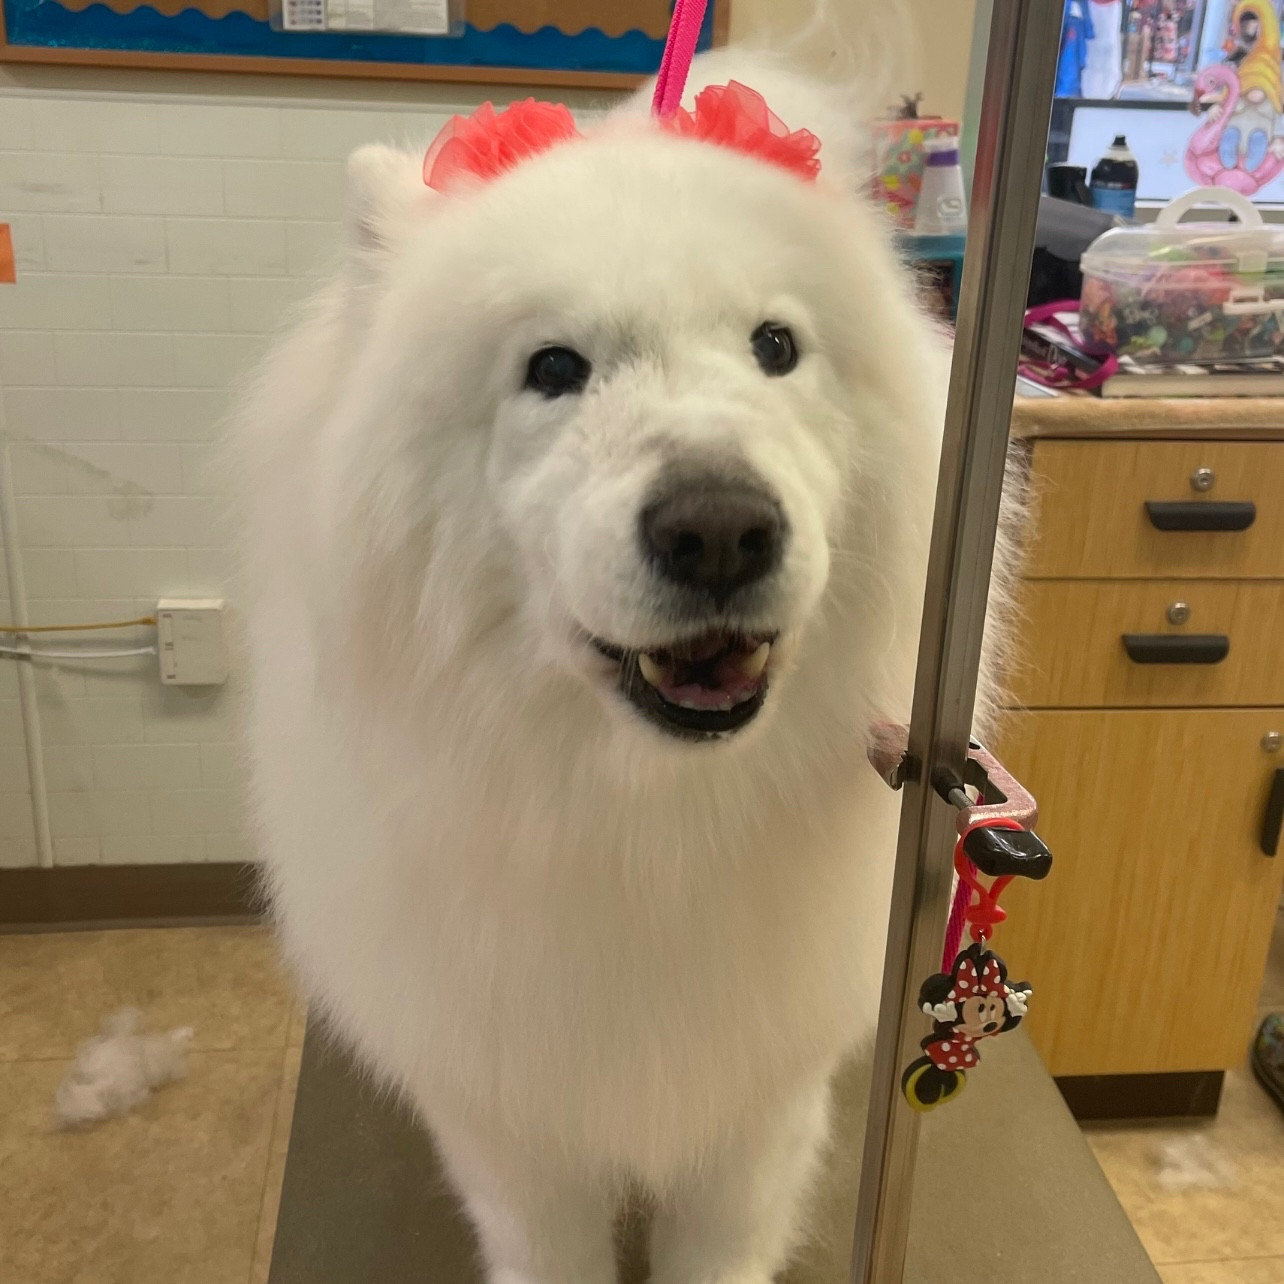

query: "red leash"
xmin=652 ymin=0 xmax=710 ymax=118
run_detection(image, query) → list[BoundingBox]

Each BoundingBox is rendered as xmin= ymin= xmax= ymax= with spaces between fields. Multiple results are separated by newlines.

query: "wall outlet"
xmin=156 ymin=598 xmax=227 ymax=686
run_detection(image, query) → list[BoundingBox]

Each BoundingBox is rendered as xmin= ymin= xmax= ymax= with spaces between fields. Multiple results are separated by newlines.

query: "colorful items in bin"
xmin=873 ymin=95 xmax=960 ymax=231
xmin=1079 ymin=186 xmax=1284 ymax=367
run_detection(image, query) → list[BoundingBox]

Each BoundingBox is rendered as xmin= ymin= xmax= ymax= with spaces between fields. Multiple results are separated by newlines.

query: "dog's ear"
xmin=344 ymin=143 xmax=432 ymax=260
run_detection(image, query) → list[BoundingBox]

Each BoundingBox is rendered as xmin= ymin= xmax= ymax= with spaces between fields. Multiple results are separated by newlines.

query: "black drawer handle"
xmin=1145 ymin=501 xmax=1256 ymax=532
xmin=1262 ymin=769 xmax=1284 ymax=857
xmin=1122 ymin=634 xmax=1229 ymax=665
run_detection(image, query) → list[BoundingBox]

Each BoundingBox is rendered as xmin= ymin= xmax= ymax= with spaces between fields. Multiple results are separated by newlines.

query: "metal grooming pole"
xmin=849 ymin=4 xmax=1064 ymax=1281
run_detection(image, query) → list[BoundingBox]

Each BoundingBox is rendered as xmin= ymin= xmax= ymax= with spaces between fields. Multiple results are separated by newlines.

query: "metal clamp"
xmin=867 ymin=722 xmax=1039 ymax=836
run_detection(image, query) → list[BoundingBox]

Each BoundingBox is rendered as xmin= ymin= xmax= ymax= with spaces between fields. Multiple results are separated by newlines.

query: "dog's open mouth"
xmin=592 ymin=630 xmax=775 ymax=738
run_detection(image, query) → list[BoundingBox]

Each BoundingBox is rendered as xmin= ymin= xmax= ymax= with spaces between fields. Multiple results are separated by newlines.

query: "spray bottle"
xmin=913 ymin=138 xmax=968 ymax=236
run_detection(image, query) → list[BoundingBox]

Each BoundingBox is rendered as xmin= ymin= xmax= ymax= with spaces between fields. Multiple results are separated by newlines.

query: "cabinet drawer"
xmin=1012 ymin=580 xmax=1284 ymax=708
xmin=1027 ymin=440 xmax=1284 ymax=579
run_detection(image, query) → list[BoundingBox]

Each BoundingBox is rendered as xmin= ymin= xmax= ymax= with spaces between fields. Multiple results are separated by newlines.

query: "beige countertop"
xmin=1013 ymin=393 xmax=1284 ymax=441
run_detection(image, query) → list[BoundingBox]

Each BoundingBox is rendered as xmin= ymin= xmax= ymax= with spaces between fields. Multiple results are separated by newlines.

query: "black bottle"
xmin=1089 ymin=135 xmax=1138 ymax=218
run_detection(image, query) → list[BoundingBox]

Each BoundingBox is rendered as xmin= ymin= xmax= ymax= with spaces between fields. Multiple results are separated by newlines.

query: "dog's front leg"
xmin=432 ymin=1116 xmax=617 ymax=1284
xmin=648 ymin=1075 xmax=832 ymax=1284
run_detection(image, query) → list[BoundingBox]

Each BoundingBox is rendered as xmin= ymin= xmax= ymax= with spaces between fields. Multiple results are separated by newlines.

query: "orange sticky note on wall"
xmin=0 ymin=224 xmax=15 ymax=284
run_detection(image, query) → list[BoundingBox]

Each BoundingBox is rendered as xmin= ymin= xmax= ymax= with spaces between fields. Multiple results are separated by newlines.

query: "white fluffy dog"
xmin=235 ymin=48 xmax=1002 ymax=1284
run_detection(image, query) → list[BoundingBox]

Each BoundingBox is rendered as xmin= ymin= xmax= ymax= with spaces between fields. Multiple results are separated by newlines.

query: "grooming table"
xmin=269 ymin=1023 xmax=1157 ymax=1282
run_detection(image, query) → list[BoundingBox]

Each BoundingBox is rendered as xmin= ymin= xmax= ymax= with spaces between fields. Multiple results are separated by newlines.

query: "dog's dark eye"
xmin=525 ymin=346 xmax=591 ymax=398
xmin=751 ymin=322 xmax=799 ymax=376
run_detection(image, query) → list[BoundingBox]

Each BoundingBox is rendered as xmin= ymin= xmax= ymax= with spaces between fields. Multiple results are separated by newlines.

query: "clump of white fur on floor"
xmin=1153 ymin=1134 xmax=1238 ymax=1190
xmin=54 ymin=1009 xmax=194 ymax=1129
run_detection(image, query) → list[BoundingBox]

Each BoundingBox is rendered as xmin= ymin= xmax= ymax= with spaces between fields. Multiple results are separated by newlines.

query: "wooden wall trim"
xmin=0 ymin=863 xmax=264 ymax=931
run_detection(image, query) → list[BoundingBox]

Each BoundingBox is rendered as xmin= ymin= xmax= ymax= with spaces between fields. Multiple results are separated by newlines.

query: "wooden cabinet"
xmin=997 ymin=412 xmax=1284 ymax=1105
xmin=999 ymin=709 xmax=1284 ymax=1077
xmin=1010 ymin=580 xmax=1284 ymax=708
xmin=1027 ymin=439 xmax=1284 ymax=579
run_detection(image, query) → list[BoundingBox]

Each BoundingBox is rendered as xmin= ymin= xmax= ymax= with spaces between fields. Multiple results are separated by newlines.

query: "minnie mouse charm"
xmin=901 ymin=941 xmax=1032 ymax=1112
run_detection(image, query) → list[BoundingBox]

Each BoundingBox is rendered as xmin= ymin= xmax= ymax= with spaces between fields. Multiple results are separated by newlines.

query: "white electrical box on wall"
xmin=156 ymin=598 xmax=228 ymax=686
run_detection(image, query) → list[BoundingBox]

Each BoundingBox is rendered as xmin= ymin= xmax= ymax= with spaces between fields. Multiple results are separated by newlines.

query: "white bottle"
xmin=914 ymin=138 xmax=968 ymax=236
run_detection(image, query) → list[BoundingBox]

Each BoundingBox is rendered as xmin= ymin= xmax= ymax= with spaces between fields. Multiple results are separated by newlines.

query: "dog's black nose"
xmin=640 ymin=476 xmax=785 ymax=601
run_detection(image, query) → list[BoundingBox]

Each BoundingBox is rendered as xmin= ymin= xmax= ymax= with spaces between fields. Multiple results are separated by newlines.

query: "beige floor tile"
xmin=1160 ymin=1258 xmax=1284 ymax=1283
xmin=0 ymin=1049 xmax=281 ymax=1284
xmin=286 ymin=997 xmax=308 ymax=1049
xmin=1086 ymin=1068 xmax=1284 ymax=1265
xmin=0 ymin=926 xmax=292 ymax=1060
xmin=249 ymin=1041 xmax=304 ymax=1284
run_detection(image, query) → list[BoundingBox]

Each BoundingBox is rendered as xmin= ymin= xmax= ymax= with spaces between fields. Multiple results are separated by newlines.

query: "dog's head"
xmin=310 ymin=109 xmax=942 ymax=752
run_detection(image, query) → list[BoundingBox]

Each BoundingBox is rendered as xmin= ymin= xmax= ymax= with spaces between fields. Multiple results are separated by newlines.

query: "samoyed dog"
xmin=235 ymin=44 xmax=1009 ymax=1284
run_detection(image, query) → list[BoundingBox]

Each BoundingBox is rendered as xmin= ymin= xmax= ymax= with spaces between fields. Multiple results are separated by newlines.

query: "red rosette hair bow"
xmin=422 ymin=82 xmax=822 ymax=193
xmin=422 ymin=99 xmax=580 ymax=192
xmin=664 ymin=81 xmax=822 ymax=182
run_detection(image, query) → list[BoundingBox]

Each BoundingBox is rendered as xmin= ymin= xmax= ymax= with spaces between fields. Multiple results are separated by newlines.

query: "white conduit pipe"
xmin=0 ymin=427 xmax=55 ymax=869
xmin=0 ymin=645 xmax=158 ymax=660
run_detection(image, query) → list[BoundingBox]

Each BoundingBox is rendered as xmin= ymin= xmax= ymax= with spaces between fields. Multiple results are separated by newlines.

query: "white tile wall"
xmin=4 ymin=387 xmax=120 ymax=441
xmin=156 ymin=104 xmax=285 ymax=159
xmin=118 ymin=388 xmax=224 ymax=442
xmin=101 ymin=156 xmax=226 ymax=218
xmin=0 ymin=82 xmax=555 ymax=868
xmin=39 ymin=100 xmax=162 ymax=155
xmin=5 ymin=214 xmax=46 ymax=272
xmin=43 ymin=214 xmax=168 ymax=274
xmin=1 ymin=99 xmax=275 ymax=864
xmin=0 ymin=274 xmax=114 ymax=330
xmin=0 ymin=332 xmax=57 ymax=385
xmin=222 ymin=159 xmax=346 ymax=220
xmin=53 ymin=332 xmax=176 ymax=387
xmin=0 ymin=153 xmax=102 ymax=214
xmin=109 ymin=277 xmax=230 ymax=333
xmin=165 ymin=218 xmax=291 ymax=276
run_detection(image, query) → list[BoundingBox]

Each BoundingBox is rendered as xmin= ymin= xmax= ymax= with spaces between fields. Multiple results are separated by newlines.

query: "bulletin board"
xmin=0 ymin=0 xmax=727 ymax=87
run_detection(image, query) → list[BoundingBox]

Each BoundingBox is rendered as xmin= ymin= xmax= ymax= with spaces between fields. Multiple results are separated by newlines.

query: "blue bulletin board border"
xmin=0 ymin=0 xmax=721 ymax=84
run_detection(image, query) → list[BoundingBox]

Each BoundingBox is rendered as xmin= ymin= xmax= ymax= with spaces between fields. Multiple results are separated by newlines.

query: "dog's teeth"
xmin=638 ymin=652 xmax=667 ymax=688
xmin=739 ymin=642 xmax=771 ymax=679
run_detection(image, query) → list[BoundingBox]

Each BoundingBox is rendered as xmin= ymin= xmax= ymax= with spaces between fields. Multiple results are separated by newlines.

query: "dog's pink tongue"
xmin=658 ymin=653 xmax=763 ymax=710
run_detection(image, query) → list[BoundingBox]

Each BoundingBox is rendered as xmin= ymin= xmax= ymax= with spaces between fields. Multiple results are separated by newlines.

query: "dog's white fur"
xmin=234 ymin=50 xmax=1007 ymax=1283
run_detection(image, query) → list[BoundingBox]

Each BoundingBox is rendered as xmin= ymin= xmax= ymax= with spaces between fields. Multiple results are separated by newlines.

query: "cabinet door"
xmin=996 ymin=709 xmax=1284 ymax=1077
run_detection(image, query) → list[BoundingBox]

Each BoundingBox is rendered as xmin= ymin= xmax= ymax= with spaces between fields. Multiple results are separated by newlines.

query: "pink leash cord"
xmin=652 ymin=0 xmax=709 ymax=118
xmin=941 ymin=873 xmax=971 ymax=973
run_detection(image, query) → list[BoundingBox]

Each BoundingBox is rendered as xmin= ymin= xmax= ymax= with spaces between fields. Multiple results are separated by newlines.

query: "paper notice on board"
xmin=326 ymin=0 xmax=365 ymax=29
xmin=281 ymin=0 xmax=326 ymax=30
xmin=327 ymin=0 xmax=448 ymax=32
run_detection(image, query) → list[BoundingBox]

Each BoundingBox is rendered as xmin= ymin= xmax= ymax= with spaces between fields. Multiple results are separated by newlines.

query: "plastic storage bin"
xmin=1079 ymin=187 xmax=1284 ymax=366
